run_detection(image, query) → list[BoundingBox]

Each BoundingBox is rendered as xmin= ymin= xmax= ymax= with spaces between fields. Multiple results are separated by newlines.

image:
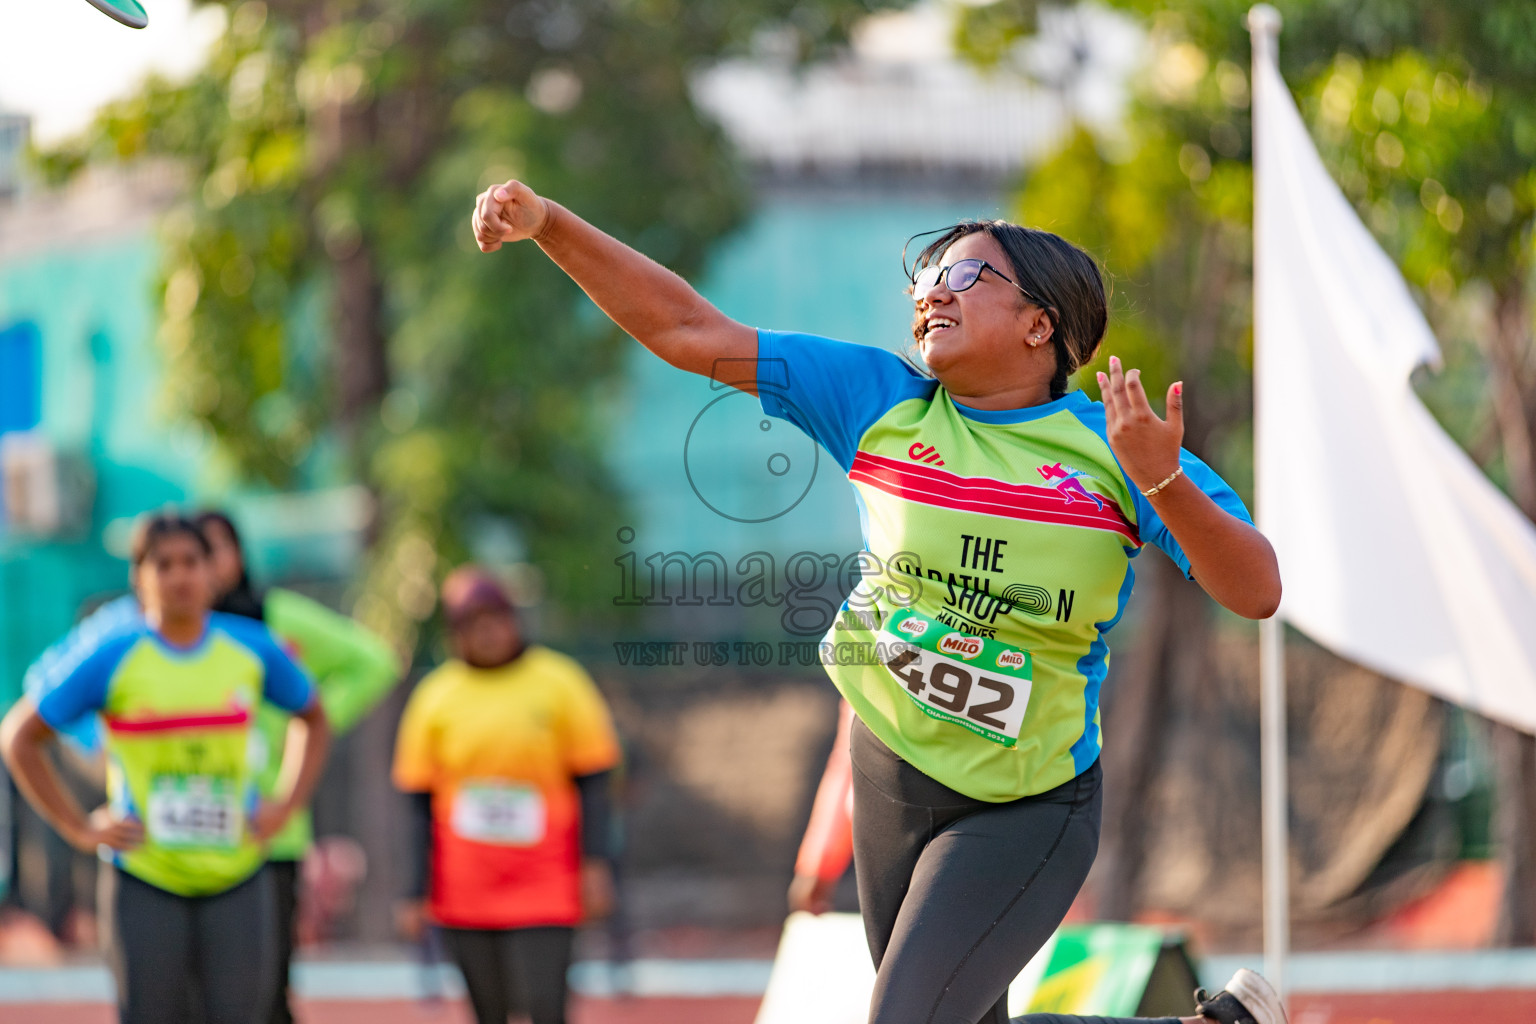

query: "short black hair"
xmin=129 ymin=512 xmax=211 ymax=567
xmin=907 ymin=220 xmax=1107 ymax=397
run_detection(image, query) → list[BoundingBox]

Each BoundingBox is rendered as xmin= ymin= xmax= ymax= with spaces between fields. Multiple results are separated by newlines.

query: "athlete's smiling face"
xmin=136 ymin=532 xmax=214 ymax=623
xmin=912 ymin=232 xmax=1056 ymax=407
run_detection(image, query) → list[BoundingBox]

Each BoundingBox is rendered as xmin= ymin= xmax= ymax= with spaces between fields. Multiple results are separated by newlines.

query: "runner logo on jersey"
xmin=897 ymin=617 xmax=930 ymax=639
xmin=1036 ymin=462 xmax=1105 ymax=510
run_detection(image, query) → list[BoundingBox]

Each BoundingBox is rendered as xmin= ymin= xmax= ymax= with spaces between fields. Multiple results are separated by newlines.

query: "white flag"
xmin=1253 ymin=50 xmax=1536 ymax=733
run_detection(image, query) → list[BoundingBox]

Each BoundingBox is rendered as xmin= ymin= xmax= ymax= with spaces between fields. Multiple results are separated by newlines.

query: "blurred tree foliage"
xmin=955 ymin=0 xmax=1536 ymax=934
xmin=39 ymin=0 xmax=898 ymax=652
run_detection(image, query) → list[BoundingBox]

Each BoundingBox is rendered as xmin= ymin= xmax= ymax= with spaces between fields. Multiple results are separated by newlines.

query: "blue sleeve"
xmin=23 ymin=596 xmax=144 ymax=752
xmin=24 ymin=596 xmax=144 ymax=739
xmin=34 ymin=633 xmax=140 ymax=732
xmin=215 ymin=615 xmax=316 ymax=714
xmin=1130 ymin=448 xmax=1253 ymax=580
xmin=757 ymin=330 xmax=936 ymax=472
xmin=24 ymin=596 xmax=143 ymax=704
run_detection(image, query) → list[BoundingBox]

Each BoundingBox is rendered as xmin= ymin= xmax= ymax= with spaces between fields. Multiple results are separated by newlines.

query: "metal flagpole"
xmin=1246 ymin=3 xmax=1289 ymax=998
xmin=1259 ymin=614 xmax=1288 ymax=993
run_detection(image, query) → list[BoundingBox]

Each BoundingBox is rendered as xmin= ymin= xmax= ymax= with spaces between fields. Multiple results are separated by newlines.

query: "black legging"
xmin=264 ymin=860 xmax=300 ymax=1024
xmin=851 ymin=717 xmax=1104 ymax=1024
xmin=109 ymin=866 xmax=275 ymax=1024
xmin=441 ymin=924 xmax=575 ymax=1024
xmin=165 ymin=860 xmax=297 ymax=1024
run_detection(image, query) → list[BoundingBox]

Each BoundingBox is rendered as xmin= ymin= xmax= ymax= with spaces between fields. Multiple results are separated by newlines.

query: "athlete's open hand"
xmin=472 ymin=179 xmax=553 ymax=253
xmin=1097 ymin=355 xmax=1183 ymax=494
xmin=72 ymin=805 xmax=144 ymax=853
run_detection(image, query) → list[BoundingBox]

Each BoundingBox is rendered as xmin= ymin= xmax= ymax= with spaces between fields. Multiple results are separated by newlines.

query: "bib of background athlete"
xmin=452 ymin=782 xmax=546 ymax=845
xmin=82 ymin=0 xmax=149 ymax=28
xmin=877 ymin=608 xmax=1033 ymax=746
xmin=146 ymin=774 xmax=243 ymax=849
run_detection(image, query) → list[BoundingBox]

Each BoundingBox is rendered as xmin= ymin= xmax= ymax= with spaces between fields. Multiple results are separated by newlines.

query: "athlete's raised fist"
xmin=472 ymin=179 xmax=553 ymax=252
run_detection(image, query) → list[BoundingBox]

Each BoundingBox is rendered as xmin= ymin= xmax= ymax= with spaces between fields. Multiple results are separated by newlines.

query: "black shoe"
xmin=1193 ymin=968 xmax=1287 ymax=1024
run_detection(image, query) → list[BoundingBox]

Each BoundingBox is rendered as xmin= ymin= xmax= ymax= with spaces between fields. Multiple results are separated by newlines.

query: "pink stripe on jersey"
xmin=850 ymin=451 xmax=1140 ymax=544
xmin=103 ymin=708 xmax=252 ymax=733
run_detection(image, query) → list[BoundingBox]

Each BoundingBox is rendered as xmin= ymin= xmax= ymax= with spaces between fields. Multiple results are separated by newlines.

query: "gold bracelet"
xmin=1141 ymin=465 xmax=1183 ymax=497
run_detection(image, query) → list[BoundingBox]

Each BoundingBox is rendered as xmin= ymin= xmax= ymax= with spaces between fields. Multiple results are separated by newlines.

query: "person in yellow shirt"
xmin=393 ymin=567 xmax=620 ymax=1024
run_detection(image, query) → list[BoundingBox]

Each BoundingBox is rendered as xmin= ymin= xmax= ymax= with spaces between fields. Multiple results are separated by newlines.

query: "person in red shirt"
xmin=393 ymin=568 xmax=620 ymax=1024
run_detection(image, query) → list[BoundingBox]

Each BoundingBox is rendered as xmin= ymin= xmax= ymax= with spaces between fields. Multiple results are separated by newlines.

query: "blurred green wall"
xmin=0 ymin=233 xmax=190 ymax=703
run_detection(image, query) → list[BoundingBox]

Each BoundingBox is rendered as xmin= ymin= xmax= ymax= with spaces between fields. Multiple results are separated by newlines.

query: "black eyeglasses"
xmin=912 ymin=258 xmax=1051 ymax=312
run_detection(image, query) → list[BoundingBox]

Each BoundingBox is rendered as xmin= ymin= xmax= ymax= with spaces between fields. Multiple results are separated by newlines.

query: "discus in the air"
xmin=82 ymin=0 xmax=149 ymax=29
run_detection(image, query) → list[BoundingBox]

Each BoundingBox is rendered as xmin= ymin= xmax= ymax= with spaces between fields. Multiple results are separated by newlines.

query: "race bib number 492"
xmin=147 ymin=774 xmax=243 ymax=850
xmin=877 ymin=609 xmax=1033 ymax=746
xmin=452 ymin=782 xmax=546 ymax=846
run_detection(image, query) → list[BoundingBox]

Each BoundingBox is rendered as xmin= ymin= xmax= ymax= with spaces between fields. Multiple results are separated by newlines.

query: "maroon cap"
xmin=441 ymin=566 xmax=515 ymax=628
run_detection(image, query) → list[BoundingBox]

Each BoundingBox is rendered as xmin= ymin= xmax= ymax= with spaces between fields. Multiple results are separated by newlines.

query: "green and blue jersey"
xmin=35 ymin=613 xmax=314 ymax=896
xmin=758 ymin=331 xmax=1251 ymax=802
xmin=25 ymin=589 xmax=398 ymax=860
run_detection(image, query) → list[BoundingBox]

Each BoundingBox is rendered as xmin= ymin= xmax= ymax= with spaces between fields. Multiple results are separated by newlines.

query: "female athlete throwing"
xmin=470 ymin=180 xmax=1284 ymax=1024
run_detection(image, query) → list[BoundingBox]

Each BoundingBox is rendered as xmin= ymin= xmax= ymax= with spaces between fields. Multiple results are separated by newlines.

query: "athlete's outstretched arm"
xmin=1099 ymin=356 xmax=1282 ymax=620
xmin=471 ymin=179 xmax=758 ymax=390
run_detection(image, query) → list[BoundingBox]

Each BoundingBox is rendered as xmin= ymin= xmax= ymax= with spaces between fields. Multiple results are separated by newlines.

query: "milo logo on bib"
xmin=877 ymin=608 xmax=1033 ymax=747
xmin=937 ymin=633 xmax=983 ymax=660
